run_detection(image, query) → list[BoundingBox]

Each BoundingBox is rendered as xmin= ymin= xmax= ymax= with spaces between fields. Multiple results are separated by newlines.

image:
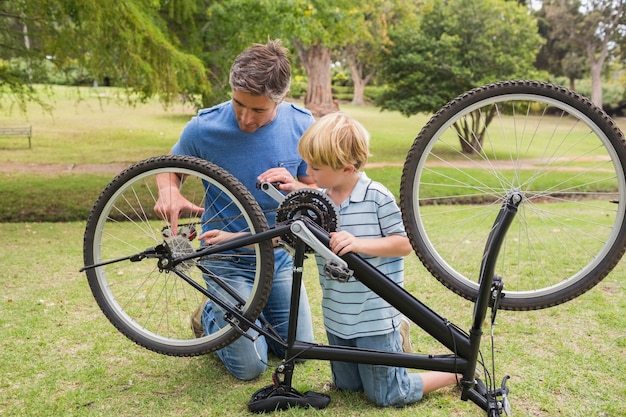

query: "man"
xmin=154 ymin=39 xmax=315 ymax=380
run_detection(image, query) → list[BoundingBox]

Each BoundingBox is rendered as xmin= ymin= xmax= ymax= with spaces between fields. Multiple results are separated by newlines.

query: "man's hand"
xmin=154 ymin=183 xmax=204 ymax=236
xmin=198 ymin=229 xmax=243 ymax=246
xmin=257 ymin=167 xmax=316 ymax=193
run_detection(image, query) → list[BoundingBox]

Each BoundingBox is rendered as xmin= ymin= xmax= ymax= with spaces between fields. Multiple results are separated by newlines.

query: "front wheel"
xmin=82 ymin=155 xmax=274 ymax=355
xmin=401 ymin=80 xmax=626 ymax=310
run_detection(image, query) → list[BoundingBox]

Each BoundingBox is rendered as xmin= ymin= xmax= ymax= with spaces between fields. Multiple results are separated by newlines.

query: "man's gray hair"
xmin=229 ymin=39 xmax=291 ymax=103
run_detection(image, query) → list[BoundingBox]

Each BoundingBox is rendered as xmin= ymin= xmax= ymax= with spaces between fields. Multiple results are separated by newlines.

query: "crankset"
xmin=276 ymin=188 xmax=339 ymax=252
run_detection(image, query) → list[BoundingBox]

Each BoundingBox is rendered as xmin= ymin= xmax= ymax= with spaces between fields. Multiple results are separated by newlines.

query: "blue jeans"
xmin=201 ymin=250 xmax=314 ymax=380
xmin=326 ymin=331 xmax=424 ymax=407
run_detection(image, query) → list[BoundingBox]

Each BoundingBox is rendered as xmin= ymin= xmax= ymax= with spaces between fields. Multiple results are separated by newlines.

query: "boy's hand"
xmin=329 ymin=231 xmax=360 ymax=256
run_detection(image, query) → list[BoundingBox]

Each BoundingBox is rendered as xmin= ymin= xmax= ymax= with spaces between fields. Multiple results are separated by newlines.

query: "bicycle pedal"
xmin=323 ymin=260 xmax=353 ymax=282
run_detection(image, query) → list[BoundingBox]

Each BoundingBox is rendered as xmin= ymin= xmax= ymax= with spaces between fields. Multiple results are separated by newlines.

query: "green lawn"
xmin=1 ymin=86 xmax=625 ymax=416
xmin=1 ymin=222 xmax=624 ymax=416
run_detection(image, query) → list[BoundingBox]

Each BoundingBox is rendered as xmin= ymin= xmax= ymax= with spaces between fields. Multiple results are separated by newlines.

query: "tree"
xmin=199 ymin=0 xmax=380 ymax=116
xmin=534 ymin=0 xmax=588 ymax=90
xmin=159 ymin=0 xmax=223 ymax=107
xmin=269 ymin=0 xmax=357 ymax=117
xmin=377 ymin=0 xmax=543 ymax=153
xmin=537 ymin=0 xmax=626 ymax=106
xmin=0 ymin=0 xmax=210 ymax=112
xmin=338 ymin=0 xmax=419 ymax=106
xmin=576 ymin=0 xmax=625 ymax=106
xmin=182 ymin=0 xmax=341 ymax=115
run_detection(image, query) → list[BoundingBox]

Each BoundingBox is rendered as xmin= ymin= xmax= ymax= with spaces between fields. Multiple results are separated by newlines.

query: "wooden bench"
xmin=0 ymin=126 xmax=32 ymax=148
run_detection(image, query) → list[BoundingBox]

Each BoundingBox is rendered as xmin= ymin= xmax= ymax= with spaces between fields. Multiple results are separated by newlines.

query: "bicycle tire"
xmin=83 ymin=155 xmax=274 ymax=355
xmin=401 ymin=80 xmax=626 ymax=310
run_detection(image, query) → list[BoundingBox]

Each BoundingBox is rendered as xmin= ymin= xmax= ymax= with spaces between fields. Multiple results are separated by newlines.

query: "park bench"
xmin=0 ymin=126 xmax=32 ymax=149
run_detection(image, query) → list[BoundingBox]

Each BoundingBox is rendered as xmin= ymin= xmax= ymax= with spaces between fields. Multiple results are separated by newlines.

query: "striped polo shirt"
xmin=315 ymin=172 xmax=406 ymax=339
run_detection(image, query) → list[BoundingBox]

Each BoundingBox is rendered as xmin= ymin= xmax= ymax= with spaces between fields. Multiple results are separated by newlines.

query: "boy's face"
xmin=231 ymin=90 xmax=280 ymax=133
xmin=305 ymin=164 xmax=351 ymax=189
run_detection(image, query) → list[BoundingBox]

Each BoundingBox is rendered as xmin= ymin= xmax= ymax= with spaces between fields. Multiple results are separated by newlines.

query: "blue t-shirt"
xmin=172 ymin=100 xmax=314 ymax=231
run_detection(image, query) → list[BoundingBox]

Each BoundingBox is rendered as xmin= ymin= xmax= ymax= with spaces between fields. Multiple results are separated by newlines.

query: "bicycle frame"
xmin=167 ymin=192 xmax=522 ymax=414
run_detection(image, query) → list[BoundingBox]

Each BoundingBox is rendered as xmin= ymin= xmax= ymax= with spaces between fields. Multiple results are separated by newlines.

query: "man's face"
xmin=231 ymin=90 xmax=280 ymax=133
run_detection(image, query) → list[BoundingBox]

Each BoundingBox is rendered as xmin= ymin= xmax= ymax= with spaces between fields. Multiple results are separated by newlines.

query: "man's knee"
xmin=225 ymin=358 xmax=266 ymax=381
xmin=216 ymin=338 xmax=268 ymax=380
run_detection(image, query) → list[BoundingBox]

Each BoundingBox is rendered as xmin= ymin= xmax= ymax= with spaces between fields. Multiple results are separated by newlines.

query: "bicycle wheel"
xmin=401 ymin=80 xmax=626 ymax=310
xmin=83 ymin=155 xmax=274 ymax=355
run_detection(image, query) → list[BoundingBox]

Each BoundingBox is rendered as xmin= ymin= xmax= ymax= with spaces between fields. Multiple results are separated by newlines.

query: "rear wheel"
xmin=401 ymin=80 xmax=626 ymax=310
xmin=83 ymin=155 xmax=274 ymax=355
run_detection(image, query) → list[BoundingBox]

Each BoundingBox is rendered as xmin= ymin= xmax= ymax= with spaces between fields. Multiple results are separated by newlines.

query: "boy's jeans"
xmin=327 ymin=331 xmax=425 ymax=407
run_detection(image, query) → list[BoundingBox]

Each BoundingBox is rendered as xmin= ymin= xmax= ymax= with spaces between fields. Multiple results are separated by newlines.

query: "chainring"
xmin=276 ymin=189 xmax=338 ymax=250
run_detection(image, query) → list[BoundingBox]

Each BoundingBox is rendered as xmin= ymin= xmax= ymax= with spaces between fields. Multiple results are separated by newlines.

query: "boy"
xmin=293 ymin=112 xmax=460 ymax=407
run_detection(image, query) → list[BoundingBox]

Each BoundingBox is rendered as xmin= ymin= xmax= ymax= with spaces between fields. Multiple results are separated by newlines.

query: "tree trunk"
xmin=22 ymin=19 xmax=33 ymax=83
xmin=586 ymin=32 xmax=607 ymax=107
xmin=454 ymin=107 xmax=497 ymax=154
xmin=589 ymin=58 xmax=603 ymax=108
xmin=351 ymin=76 xmax=366 ymax=106
xmin=347 ymin=56 xmax=374 ymax=106
xmin=293 ymin=40 xmax=339 ymax=118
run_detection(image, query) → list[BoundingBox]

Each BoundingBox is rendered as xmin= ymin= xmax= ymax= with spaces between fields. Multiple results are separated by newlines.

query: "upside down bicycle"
xmin=81 ymin=80 xmax=626 ymax=415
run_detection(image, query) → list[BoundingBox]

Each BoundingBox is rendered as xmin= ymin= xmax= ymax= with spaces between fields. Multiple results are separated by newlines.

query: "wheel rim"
xmin=87 ymin=163 xmax=269 ymax=349
xmin=407 ymin=91 xmax=626 ymax=305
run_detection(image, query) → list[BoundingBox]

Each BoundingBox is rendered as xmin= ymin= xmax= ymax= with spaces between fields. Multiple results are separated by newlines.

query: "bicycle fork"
xmin=462 ymin=192 xmax=522 ymax=415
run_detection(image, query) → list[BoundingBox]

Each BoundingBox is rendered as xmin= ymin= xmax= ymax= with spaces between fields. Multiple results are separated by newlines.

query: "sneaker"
xmin=399 ymin=316 xmax=412 ymax=353
xmin=190 ymin=296 xmax=208 ymax=338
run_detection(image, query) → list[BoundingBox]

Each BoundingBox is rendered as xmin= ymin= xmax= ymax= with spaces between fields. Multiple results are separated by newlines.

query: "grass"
xmin=0 ymin=173 xmax=111 ymax=222
xmin=0 ymin=85 xmax=423 ymax=166
xmin=1 ymin=222 xmax=624 ymax=416
xmin=1 ymin=86 xmax=626 ymax=416
xmin=0 ymin=86 xmax=417 ymax=221
xmin=0 ymin=86 xmax=189 ymax=164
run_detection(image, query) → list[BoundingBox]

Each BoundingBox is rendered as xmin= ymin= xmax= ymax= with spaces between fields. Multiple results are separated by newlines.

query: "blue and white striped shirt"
xmin=315 ymin=172 xmax=406 ymax=339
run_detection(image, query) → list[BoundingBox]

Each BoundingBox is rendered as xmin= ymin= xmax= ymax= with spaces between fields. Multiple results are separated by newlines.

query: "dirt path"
xmin=0 ymin=161 xmax=403 ymax=175
xmin=0 ymin=156 xmax=612 ymax=175
xmin=0 ymin=162 xmax=131 ymax=174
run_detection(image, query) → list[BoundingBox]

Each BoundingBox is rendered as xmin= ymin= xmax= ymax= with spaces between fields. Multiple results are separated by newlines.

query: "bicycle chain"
xmin=162 ymin=190 xmax=338 ymax=240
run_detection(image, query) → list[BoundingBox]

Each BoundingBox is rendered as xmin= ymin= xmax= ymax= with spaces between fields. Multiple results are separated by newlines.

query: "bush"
xmin=364 ymin=85 xmax=385 ymax=103
xmin=332 ymin=85 xmax=353 ymax=101
xmin=289 ymin=75 xmax=308 ymax=99
xmin=552 ymin=77 xmax=626 ymax=112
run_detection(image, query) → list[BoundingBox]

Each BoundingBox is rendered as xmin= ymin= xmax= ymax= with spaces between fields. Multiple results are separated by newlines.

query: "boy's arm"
xmin=329 ymin=231 xmax=412 ymax=257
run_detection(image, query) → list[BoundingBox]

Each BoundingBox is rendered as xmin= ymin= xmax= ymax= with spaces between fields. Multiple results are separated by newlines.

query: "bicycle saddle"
xmin=247 ymin=383 xmax=330 ymax=413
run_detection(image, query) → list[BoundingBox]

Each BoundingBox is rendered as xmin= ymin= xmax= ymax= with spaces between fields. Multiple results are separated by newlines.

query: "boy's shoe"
xmin=399 ymin=316 xmax=412 ymax=353
xmin=190 ymin=296 xmax=208 ymax=338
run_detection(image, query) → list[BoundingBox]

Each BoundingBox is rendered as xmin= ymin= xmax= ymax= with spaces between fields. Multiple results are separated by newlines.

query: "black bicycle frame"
xmin=172 ymin=193 xmax=521 ymax=412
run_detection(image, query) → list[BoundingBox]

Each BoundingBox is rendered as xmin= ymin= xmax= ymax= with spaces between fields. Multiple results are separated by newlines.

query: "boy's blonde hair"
xmin=298 ymin=112 xmax=370 ymax=171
